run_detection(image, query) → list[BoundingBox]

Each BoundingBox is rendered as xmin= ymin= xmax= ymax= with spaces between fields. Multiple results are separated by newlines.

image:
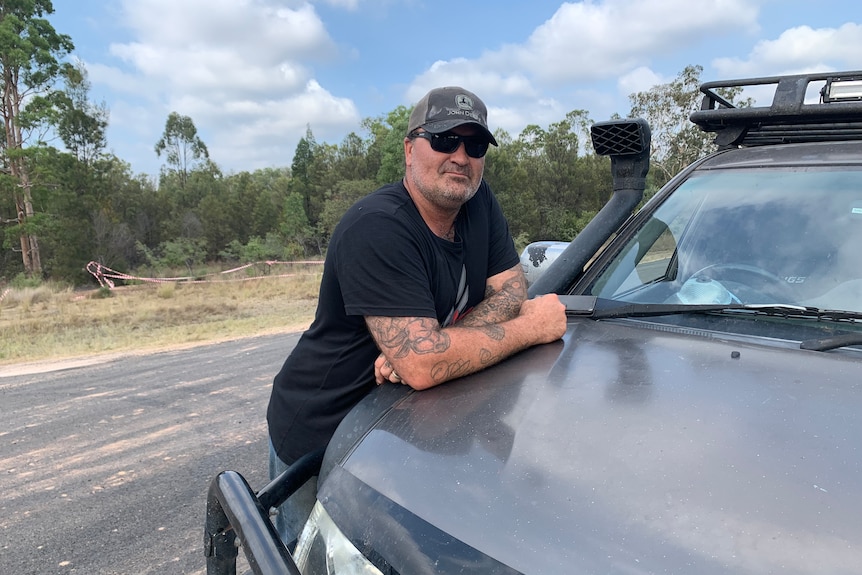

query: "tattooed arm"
xmin=367 ymin=266 xmax=566 ymax=391
xmin=456 ymin=264 xmax=528 ymax=327
xmin=370 ymin=265 xmax=526 ymax=383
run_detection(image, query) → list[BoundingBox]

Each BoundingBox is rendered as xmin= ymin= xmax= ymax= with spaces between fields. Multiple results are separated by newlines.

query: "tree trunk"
xmin=15 ymin=187 xmax=41 ymax=275
xmin=3 ymin=64 xmax=41 ymax=277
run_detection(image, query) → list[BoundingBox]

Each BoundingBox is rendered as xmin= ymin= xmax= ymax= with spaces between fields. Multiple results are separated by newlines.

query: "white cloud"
xmin=490 ymin=0 xmax=759 ymax=84
xmin=112 ymin=0 xmax=336 ymax=96
xmin=403 ymin=0 xmax=763 ymax=137
xmin=202 ymin=80 xmax=359 ymax=171
xmin=617 ymin=67 xmax=667 ymax=99
xmin=713 ymin=23 xmax=862 ymax=77
xmin=406 ymin=59 xmax=539 ymax=103
xmin=315 ymin=0 xmax=361 ymax=9
xmin=86 ymin=61 xmax=153 ymax=101
xmin=88 ymin=0 xmax=360 ymax=173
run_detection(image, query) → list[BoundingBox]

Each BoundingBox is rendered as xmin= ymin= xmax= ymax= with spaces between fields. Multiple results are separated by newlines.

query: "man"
xmin=266 ymin=86 xmax=566 ymax=546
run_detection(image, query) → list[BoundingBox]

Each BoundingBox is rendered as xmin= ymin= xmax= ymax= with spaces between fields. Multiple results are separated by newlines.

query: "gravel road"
xmin=0 ymin=332 xmax=300 ymax=575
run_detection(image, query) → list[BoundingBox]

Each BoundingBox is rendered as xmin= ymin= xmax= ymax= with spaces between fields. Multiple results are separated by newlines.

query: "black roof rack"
xmin=690 ymin=70 xmax=862 ymax=149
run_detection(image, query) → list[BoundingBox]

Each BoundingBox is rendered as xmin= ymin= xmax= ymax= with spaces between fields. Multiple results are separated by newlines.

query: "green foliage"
xmin=512 ymin=231 xmax=531 ymax=254
xmin=157 ymin=238 xmax=208 ymax=274
xmin=484 ymin=109 xmax=613 ymax=242
xmin=155 ymin=112 xmax=210 ymax=187
xmin=94 ymin=286 xmax=113 ymax=299
xmin=0 ymin=0 xmax=75 ymax=278
xmin=220 ymin=233 xmax=290 ymax=263
xmin=291 ymin=128 xmax=316 ymax=185
xmin=280 ymin=191 xmax=313 ymax=257
xmin=134 ymin=241 xmax=156 ymax=267
xmin=10 ymin=272 xmax=43 ymax=289
xmin=483 ymin=134 xmax=536 ymax=238
xmin=288 ymin=128 xmax=319 ymax=226
xmin=367 ymin=106 xmax=411 ymax=185
xmin=235 ymin=238 xmax=269 ymax=262
xmin=56 ymin=61 xmax=108 ymax=165
xmin=250 ymin=174 xmax=288 ymax=239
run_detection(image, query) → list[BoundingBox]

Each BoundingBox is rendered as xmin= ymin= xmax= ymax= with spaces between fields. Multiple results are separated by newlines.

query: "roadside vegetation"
xmin=0 ymin=266 xmax=321 ymax=366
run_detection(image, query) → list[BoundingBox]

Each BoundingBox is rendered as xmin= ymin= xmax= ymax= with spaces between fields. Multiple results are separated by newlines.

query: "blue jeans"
xmin=268 ymin=438 xmax=319 ymax=549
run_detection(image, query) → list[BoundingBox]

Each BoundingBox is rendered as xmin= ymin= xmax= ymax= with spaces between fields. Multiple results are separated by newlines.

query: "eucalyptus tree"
xmin=154 ymin=111 xmax=209 ymax=190
xmin=280 ymin=190 xmax=312 ymax=257
xmin=628 ymin=64 xmax=749 ymax=189
xmin=332 ymin=131 xmax=373 ymax=182
xmin=304 ymin=132 xmax=375 ymax=229
xmin=0 ymin=0 xmax=74 ymax=277
xmin=32 ymin=61 xmax=117 ymax=282
xmin=482 ymin=130 xmax=536 ymax=241
xmin=249 ymin=167 xmax=290 ymax=239
xmin=57 ymin=61 xmax=108 ymax=167
xmin=509 ymin=119 xmax=579 ymax=240
xmin=196 ymin=177 xmax=240 ymax=259
xmin=288 ymin=127 xmax=317 ymax=224
xmin=364 ymin=105 xmax=410 ymax=185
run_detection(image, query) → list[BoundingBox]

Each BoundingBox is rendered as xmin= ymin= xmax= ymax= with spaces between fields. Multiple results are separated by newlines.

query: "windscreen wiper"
xmin=560 ymin=296 xmax=862 ymax=351
xmin=800 ymin=332 xmax=862 ymax=352
xmin=560 ymin=296 xmax=800 ymax=319
xmin=560 ymin=296 xmax=862 ymax=322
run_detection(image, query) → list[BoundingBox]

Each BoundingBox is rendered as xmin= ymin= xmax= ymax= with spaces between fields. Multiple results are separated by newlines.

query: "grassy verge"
xmin=0 ymin=268 xmax=322 ymax=366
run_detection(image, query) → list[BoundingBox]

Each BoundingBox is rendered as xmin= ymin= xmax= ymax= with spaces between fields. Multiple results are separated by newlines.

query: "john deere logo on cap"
xmin=455 ymin=94 xmax=474 ymax=110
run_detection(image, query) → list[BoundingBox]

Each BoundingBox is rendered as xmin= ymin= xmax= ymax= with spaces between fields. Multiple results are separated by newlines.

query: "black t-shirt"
xmin=267 ymin=179 xmax=519 ymax=463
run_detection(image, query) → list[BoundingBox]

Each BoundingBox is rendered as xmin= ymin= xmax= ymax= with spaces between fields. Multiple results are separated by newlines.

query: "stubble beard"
xmin=408 ymin=162 xmax=482 ymax=211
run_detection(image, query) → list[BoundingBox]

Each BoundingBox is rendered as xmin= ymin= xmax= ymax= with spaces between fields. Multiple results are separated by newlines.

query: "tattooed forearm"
xmin=459 ymin=275 xmax=525 ymax=326
xmin=367 ymin=309 xmax=509 ymax=387
xmin=479 ymin=348 xmax=501 ymax=366
xmin=477 ymin=323 xmax=505 ymax=341
xmin=367 ymin=316 xmax=451 ymax=358
xmin=431 ymin=359 xmax=472 ymax=383
xmin=429 ymin=348 xmax=500 ymax=383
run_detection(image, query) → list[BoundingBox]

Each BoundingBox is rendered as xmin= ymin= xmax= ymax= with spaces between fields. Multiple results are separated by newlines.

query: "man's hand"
xmin=516 ymin=293 xmax=567 ymax=344
xmin=374 ymin=353 xmax=404 ymax=385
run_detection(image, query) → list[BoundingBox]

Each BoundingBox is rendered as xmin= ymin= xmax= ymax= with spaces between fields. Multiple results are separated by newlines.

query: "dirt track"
xmin=0 ymin=332 xmax=300 ymax=574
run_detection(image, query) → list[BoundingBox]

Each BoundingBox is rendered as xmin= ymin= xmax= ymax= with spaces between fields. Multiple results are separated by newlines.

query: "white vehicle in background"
xmin=519 ymin=240 xmax=569 ymax=287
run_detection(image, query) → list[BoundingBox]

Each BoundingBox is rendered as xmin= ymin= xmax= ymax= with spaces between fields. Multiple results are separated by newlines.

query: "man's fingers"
xmin=376 ymin=356 xmax=402 ymax=384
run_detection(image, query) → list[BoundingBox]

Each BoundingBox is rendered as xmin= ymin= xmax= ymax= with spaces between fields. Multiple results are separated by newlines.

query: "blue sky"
xmin=48 ymin=0 xmax=861 ymax=179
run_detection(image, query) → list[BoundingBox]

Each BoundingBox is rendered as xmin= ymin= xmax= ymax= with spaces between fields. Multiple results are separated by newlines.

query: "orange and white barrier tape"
xmin=85 ymin=260 xmax=323 ymax=289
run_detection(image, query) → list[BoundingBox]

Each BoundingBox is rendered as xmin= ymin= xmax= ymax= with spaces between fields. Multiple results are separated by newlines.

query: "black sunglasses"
xmin=410 ymin=131 xmax=490 ymax=159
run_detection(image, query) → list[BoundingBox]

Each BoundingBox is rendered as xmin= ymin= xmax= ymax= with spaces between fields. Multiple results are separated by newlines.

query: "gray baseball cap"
xmin=407 ymin=86 xmax=498 ymax=146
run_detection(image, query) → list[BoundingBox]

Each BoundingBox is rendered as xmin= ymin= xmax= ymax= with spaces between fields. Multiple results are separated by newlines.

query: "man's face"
xmin=405 ymin=124 xmax=486 ymax=211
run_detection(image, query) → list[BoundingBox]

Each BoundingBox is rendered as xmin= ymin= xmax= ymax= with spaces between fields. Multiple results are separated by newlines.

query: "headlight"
xmin=293 ymin=501 xmax=384 ymax=575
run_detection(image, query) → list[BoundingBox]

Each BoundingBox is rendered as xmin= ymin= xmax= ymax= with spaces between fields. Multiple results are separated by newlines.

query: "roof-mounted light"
xmin=821 ymin=77 xmax=862 ymax=103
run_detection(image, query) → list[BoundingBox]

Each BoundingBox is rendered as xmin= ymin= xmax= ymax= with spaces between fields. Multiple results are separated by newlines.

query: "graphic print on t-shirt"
xmin=443 ymin=265 xmax=471 ymax=326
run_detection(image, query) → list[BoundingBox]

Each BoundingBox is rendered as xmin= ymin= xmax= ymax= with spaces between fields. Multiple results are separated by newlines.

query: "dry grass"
xmin=0 ymin=266 xmax=322 ymax=367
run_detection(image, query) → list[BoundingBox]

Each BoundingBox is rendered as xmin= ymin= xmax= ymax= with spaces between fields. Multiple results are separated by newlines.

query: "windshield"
xmin=586 ymin=167 xmax=862 ymax=314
